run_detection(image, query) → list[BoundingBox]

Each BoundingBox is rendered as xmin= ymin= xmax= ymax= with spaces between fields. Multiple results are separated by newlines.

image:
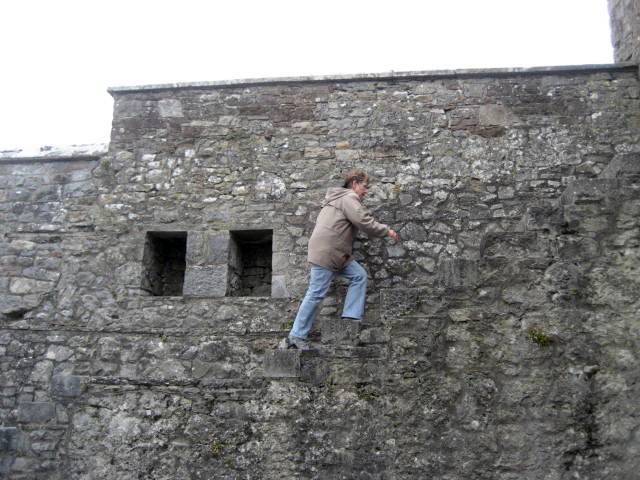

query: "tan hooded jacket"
xmin=307 ymin=187 xmax=389 ymax=271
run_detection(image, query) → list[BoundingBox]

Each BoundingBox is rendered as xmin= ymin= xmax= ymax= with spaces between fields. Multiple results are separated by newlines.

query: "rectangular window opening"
xmin=228 ymin=229 xmax=273 ymax=297
xmin=141 ymin=231 xmax=187 ymax=296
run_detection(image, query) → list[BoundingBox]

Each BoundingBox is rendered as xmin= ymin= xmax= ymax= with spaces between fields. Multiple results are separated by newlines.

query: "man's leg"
xmin=289 ymin=265 xmax=335 ymax=340
xmin=340 ymin=261 xmax=368 ymax=320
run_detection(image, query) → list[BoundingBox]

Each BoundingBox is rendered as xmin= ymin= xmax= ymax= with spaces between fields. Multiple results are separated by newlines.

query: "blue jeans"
xmin=289 ymin=261 xmax=368 ymax=340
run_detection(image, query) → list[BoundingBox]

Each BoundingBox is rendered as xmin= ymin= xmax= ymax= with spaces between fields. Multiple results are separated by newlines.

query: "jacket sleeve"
xmin=341 ymin=194 xmax=389 ymax=238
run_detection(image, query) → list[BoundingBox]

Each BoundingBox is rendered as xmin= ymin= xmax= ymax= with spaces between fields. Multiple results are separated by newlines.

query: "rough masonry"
xmin=1 ymin=7 xmax=640 ymax=480
xmin=609 ymin=0 xmax=640 ymax=63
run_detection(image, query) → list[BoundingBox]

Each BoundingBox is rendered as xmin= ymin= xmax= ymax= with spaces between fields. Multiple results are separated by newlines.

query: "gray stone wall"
xmin=609 ymin=0 xmax=640 ymax=62
xmin=1 ymin=65 xmax=640 ymax=479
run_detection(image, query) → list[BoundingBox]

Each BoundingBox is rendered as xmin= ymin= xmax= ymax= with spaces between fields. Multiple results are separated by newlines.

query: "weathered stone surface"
xmin=561 ymin=178 xmax=619 ymax=205
xmin=2 ymin=32 xmax=640 ymax=479
xmin=0 ymin=294 xmax=41 ymax=317
xmin=186 ymin=231 xmax=230 ymax=266
xmin=481 ymin=232 xmax=551 ymax=259
xmin=478 ymin=104 xmax=518 ymax=126
xmin=17 ymin=402 xmax=56 ymax=423
xmin=437 ymin=258 xmax=479 ymax=288
xmin=9 ymin=278 xmax=53 ymax=294
xmin=601 ymin=152 xmax=640 ymax=179
xmin=609 ymin=0 xmax=640 ymax=62
xmin=51 ymin=374 xmax=83 ymax=397
xmin=0 ymin=428 xmax=23 ymax=452
xmin=183 ymin=265 xmax=227 ymax=297
xmin=157 ymin=98 xmax=183 ymax=118
xmin=270 ymin=274 xmax=290 ymax=298
xmin=262 ymin=350 xmax=301 ymax=378
xmin=320 ymin=317 xmax=361 ymax=344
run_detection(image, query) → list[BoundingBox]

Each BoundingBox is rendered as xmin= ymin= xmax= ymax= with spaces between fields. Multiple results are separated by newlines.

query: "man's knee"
xmin=351 ymin=266 xmax=367 ymax=285
xmin=306 ymin=283 xmax=331 ymax=300
xmin=306 ymin=289 xmax=328 ymax=302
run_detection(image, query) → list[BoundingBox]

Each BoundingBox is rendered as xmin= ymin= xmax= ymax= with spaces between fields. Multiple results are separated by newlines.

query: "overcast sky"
xmin=0 ymin=0 xmax=614 ymax=151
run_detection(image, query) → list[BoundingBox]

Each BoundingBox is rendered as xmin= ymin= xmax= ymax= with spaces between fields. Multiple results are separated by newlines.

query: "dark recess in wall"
xmin=228 ymin=229 xmax=273 ymax=297
xmin=141 ymin=231 xmax=187 ymax=296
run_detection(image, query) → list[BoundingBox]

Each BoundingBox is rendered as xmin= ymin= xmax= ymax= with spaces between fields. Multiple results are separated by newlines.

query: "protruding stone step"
xmin=561 ymin=178 xmax=619 ymax=205
xmin=380 ymin=288 xmax=424 ymax=318
xmin=320 ymin=317 xmax=361 ymax=345
xmin=523 ymin=204 xmax=563 ymax=232
xmin=263 ymin=350 xmax=301 ymax=378
xmin=0 ymin=427 xmax=22 ymax=452
xmin=330 ymin=344 xmax=387 ymax=359
xmin=16 ymin=402 xmax=56 ymax=424
xmin=480 ymin=232 xmax=552 ymax=259
xmin=601 ymin=153 xmax=640 ymax=180
xmin=263 ymin=349 xmax=324 ymax=382
xmin=437 ymin=258 xmax=480 ymax=287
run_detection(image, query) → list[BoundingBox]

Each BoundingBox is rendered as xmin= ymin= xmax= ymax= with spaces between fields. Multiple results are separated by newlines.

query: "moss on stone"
xmin=527 ymin=327 xmax=553 ymax=347
xmin=210 ymin=440 xmax=224 ymax=457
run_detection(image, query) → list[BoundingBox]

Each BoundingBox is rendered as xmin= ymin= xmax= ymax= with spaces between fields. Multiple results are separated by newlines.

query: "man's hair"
xmin=343 ymin=169 xmax=369 ymax=188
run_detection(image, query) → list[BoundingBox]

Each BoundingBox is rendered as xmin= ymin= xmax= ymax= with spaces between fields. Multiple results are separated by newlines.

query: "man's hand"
xmin=388 ymin=229 xmax=401 ymax=242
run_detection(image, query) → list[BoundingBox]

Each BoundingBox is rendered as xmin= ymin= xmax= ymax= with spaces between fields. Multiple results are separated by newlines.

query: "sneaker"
xmin=288 ymin=336 xmax=313 ymax=351
xmin=278 ymin=337 xmax=294 ymax=350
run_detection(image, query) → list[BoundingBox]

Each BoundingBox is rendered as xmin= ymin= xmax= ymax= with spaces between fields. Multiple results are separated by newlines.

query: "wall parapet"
xmin=107 ymin=63 xmax=637 ymax=95
xmin=0 ymin=143 xmax=107 ymax=164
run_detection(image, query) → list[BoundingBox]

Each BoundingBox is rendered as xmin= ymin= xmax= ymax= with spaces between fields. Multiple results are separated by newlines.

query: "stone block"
xmin=386 ymin=245 xmax=406 ymax=258
xmin=481 ymin=257 xmax=548 ymax=286
xmin=114 ymin=262 xmax=142 ymax=287
xmin=601 ymin=153 xmax=640 ymax=179
xmin=186 ymin=232 xmax=205 ymax=265
xmin=0 ymin=427 xmax=23 ymax=452
xmin=0 ymin=294 xmax=40 ymax=317
xmin=304 ymin=147 xmax=331 ymax=159
xmin=335 ymin=149 xmax=359 ymax=162
xmin=9 ymin=278 xmax=53 ymax=294
xmin=143 ymin=359 xmax=187 ymax=381
xmin=380 ymin=288 xmax=424 ymax=317
xmin=262 ymin=350 xmax=301 ymax=378
xmin=390 ymin=314 xmax=445 ymax=337
xmin=320 ymin=318 xmax=361 ymax=344
xmin=45 ymin=345 xmax=73 ymax=362
xmin=254 ymin=172 xmax=286 ymax=200
xmin=359 ymin=327 xmax=390 ymax=344
xmin=207 ymin=233 xmax=230 ymax=264
xmin=17 ymin=402 xmax=56 ymax=423
xmin=562 ymin=204 xmax=611 ymax=233
xmin=271 ymin=275 xmax=290 ymax=298
xmin=299 ymin=353 xmax=328 ymax=384
xmin=448 ymin=308 xmax=483 ymax=323
xmin=480 ymin=232 xmax=550 ymax=259
xmin=524 ymin=204 xmax=563 ymax=232
xmin=479 ymin=104 xmax=518 ymax=126
xmin=502 ymin=284 xmax=547 ymax=306
xmin=157 ymin=98 xmax=183 ymax=118
xmin=115 ymin=98 xmax=143 ymax=118
xmin=51 ymin=374 xmax=83 ymax=397
xmin=186 ymin=232 xmax=229 ymax=266
xmin=400 ymin=222 xmax=427 ymax=242
xmin=204 ymin=208 xmax=231 ymax=223
xmin=155 ymin=209 xmax=180 ymax=223
xmin=557 ymin=236 xmax=600 ymax=259
xmin=561 ymin=179 xmax=619 ymax=205
xmin=437 ymin=259 xmax=479 ymax=288
xmin=183 ymin=265 xmax=228 ymax=297
xmin=416 ymin=257 xmax=436 ymax=273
